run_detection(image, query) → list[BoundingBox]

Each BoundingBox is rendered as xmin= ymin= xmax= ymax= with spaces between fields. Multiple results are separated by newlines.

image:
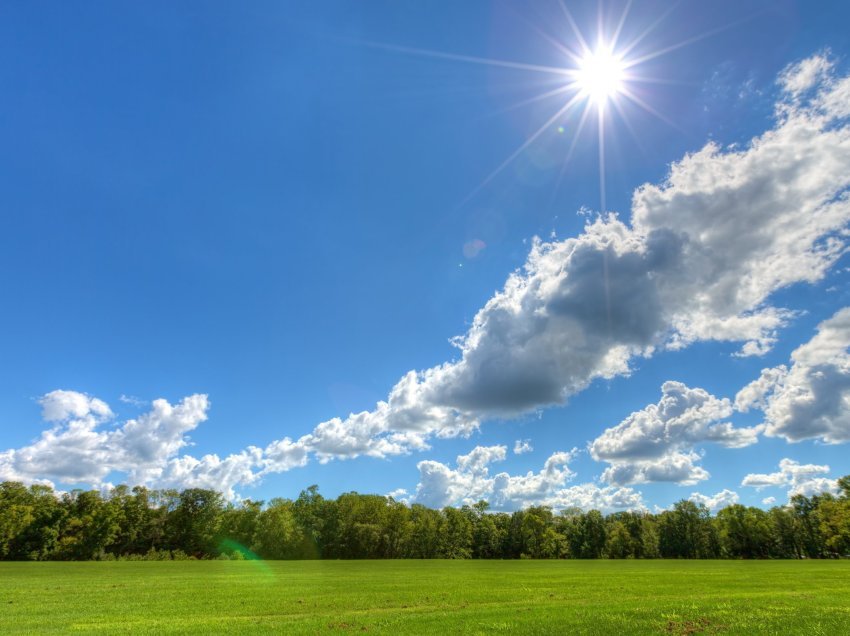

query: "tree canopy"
xmin=1 ymin=478 xmax=848 ymax=561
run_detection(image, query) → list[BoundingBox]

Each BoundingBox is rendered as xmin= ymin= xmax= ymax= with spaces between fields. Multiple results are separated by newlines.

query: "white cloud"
xmin=542 ymin=482 xmax=646 ymax=512
xmin=600 ymin=450 xmax=710 ymax=487
xmin=155 ymin=447 xmax=264 ymax=500
xmin=762 ymin=496 xmax=776 ymax=506
xmin=779 ymin=52 xmax=833 ymax=98
xmin=411 ymin=444 xmax=576 ymax=509
xmin=262 ymin=436 xmax=311 ymax=473
xmin=455 ymin=445 xmax=507 ymax=475
xmin=386 ymin=488 xmax=409 ymax=502
xmin=406 ymin=444 xmax=642 ymax=512
xmin=491 ymin=451 xmax=576 ymax=509
xmin=789 ymin=477 xmax=840 ymax=498
xmin=2 ymin=390 xmax=314 ymax=498
xmin=513 ymin=439 xmax=533 ymax=454
xmin=741 ymin=458 xmax=839 ymax=501
xmin=1 ymin=392 xmax=211 ymax=488
xmin=742 ymin=469 xmax=790 ymax=489
xmin=689 ymin=489 xmax=739 ymax=511
xmin=39 ymin=389 xmax=112 ymax=423
xmin=734 ymin=366 xmax=788 ymax=413
xmin=297 ymin=370 xmax=479 ymax=464
xmin=735 ymin=308 xmax=850 ymax=443
xmin=0 ymin=448 xmax=55 ymax=489
xmin=2 ymin=387 xmax=468 ymax=498
xmin=590 ymin=381 xmax=759 ymax=485
xmin=110 ymin=395 xmax=211 ymax=482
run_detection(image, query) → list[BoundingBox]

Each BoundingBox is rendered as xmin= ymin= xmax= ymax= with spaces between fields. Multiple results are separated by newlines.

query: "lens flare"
xmin=218 ymin=539 xmax=276 ymax=580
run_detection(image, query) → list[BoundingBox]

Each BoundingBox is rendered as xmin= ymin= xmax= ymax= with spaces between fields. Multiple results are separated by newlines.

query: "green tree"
xmin=638 ymin=514 xmax=660 ymax=558
xmin=556 ymin=509 xmax=607 ymax=559
xmin=469 ymin=502 xmax=504 ymax=559
xmin=817 ymin=498 xmax=850 ymax=557
xmin=166 ymin=488 xmax=224 ymax=557
xmin=4 ymin=476 xmax=848 ymax=562
xmin=605 ymin=520 xmax=633 ymax=559
xmin=219 ymin=499 xmax=263 ymax=555
xmin=768 ymin=505 xmax=800 ymax=558
xmin=790 ymin=494 xmax=825 ymax=558
xmin=407 ymin=504 xmax=442 ymax=558
xmin=292 ymin=485 xmax=327 ymax=558
xmin=579 ymin=510 xmax=607 ymax=558
xmin=0 ymin=482 xmax=37 ymax=559
xmin=251 ymin=498 xmax=304 ymax=559
xmin=326 ymin=493 xmax=390 ymax=558
xmin=9 ymin=484 xmax=65 ymax=560
xmin=383 ymin=498 xmax=412 ymax=558
xmin=439 ymin=507 xmax=472 ymax=558
xmin=56 ymin=490 xmax=121 ymax=560
xmin=519 ymin=506 xmax=561 ymax=558
xmin=658 ymin=501 xmax=715 ymax=558
xmin=715 ymin=505 xmax=774 ymax=558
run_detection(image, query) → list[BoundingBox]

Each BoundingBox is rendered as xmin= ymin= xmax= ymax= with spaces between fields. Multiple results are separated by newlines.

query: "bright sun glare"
xmin=576 ymin=47 xmax=625 ymax=107
xmin=368 ymin=2 xmax=696 ymax=209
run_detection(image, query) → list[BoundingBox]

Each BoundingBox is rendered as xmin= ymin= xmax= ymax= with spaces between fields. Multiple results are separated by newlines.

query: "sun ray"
xmin=609 ymin=0 xmax=633 ymax=51
xmin=618 ymin=86 xmax=688 ymax=134
xmin=610 ymin=93 xmax=651 ymax=159
xmin=623 ymin=12 xmax=761 ymax=69
xmin=625 ymin=74 xmax=701 ymax=87
xmin=523 ymin=20 xmax=584 ymax=66
xmin=557 ymin=0 xmax=592 ymax=57
xmin=546 ymin=100 xmax=595 ymax=209
xmin=598 ymin=107 xmax=607 ymax=212
xmin=460 ymin=92 xmax=586 ymax=206
xmin=356 ymin=39 xmax=572 ymax=77
xmin=503 ymin=3 xmax=587 ymax=65
xmin=617 ymin=2 xmax=682 ymax=58
xmin=596 ymin=3 xmax=604 ymax=52
xmin=568 ymin=101 xmax=595 ymax=164
xmin=491 ymin=82 xmax=579 ymax=118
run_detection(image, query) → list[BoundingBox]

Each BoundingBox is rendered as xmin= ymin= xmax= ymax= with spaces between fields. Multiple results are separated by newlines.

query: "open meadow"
xmin=1 ymin=560 xmax=849 ymax=634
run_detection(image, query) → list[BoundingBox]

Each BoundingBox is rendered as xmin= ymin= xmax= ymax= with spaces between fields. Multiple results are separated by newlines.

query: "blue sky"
xmin=2 ymin=0 xmax=850 ymax=512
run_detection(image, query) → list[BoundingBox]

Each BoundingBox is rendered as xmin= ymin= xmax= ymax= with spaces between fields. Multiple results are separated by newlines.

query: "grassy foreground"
xmin=1 ymin=560 xmax=849 ymax=634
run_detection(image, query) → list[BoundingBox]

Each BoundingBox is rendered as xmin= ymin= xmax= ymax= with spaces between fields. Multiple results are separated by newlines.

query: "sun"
xmin=575 ymin=46 xmax=626 ymax=108
xmin=360 ymin=2 xmax=693 ymax=209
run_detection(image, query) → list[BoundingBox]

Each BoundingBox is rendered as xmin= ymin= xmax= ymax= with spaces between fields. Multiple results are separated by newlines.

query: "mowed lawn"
xmin=1 ymin=560 xmax=849 ymax=634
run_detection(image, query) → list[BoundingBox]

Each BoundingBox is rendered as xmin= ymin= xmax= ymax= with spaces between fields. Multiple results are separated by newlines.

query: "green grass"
xmin=1 ymin=560 xmax=849 ymax=634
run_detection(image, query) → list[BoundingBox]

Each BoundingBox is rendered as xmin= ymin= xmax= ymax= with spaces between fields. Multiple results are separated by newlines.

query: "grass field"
xmin=1 ymin=560 xmax=849 ymax=634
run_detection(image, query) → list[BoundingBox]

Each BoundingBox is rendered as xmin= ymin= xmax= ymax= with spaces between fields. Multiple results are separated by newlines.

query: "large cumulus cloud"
xmin=736 ymin=307 xmax=850 ymax=443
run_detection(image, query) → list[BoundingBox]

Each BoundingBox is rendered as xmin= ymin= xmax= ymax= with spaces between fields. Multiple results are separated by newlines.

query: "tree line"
xmin=1 ymin=478 xmax=849 ymax=561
